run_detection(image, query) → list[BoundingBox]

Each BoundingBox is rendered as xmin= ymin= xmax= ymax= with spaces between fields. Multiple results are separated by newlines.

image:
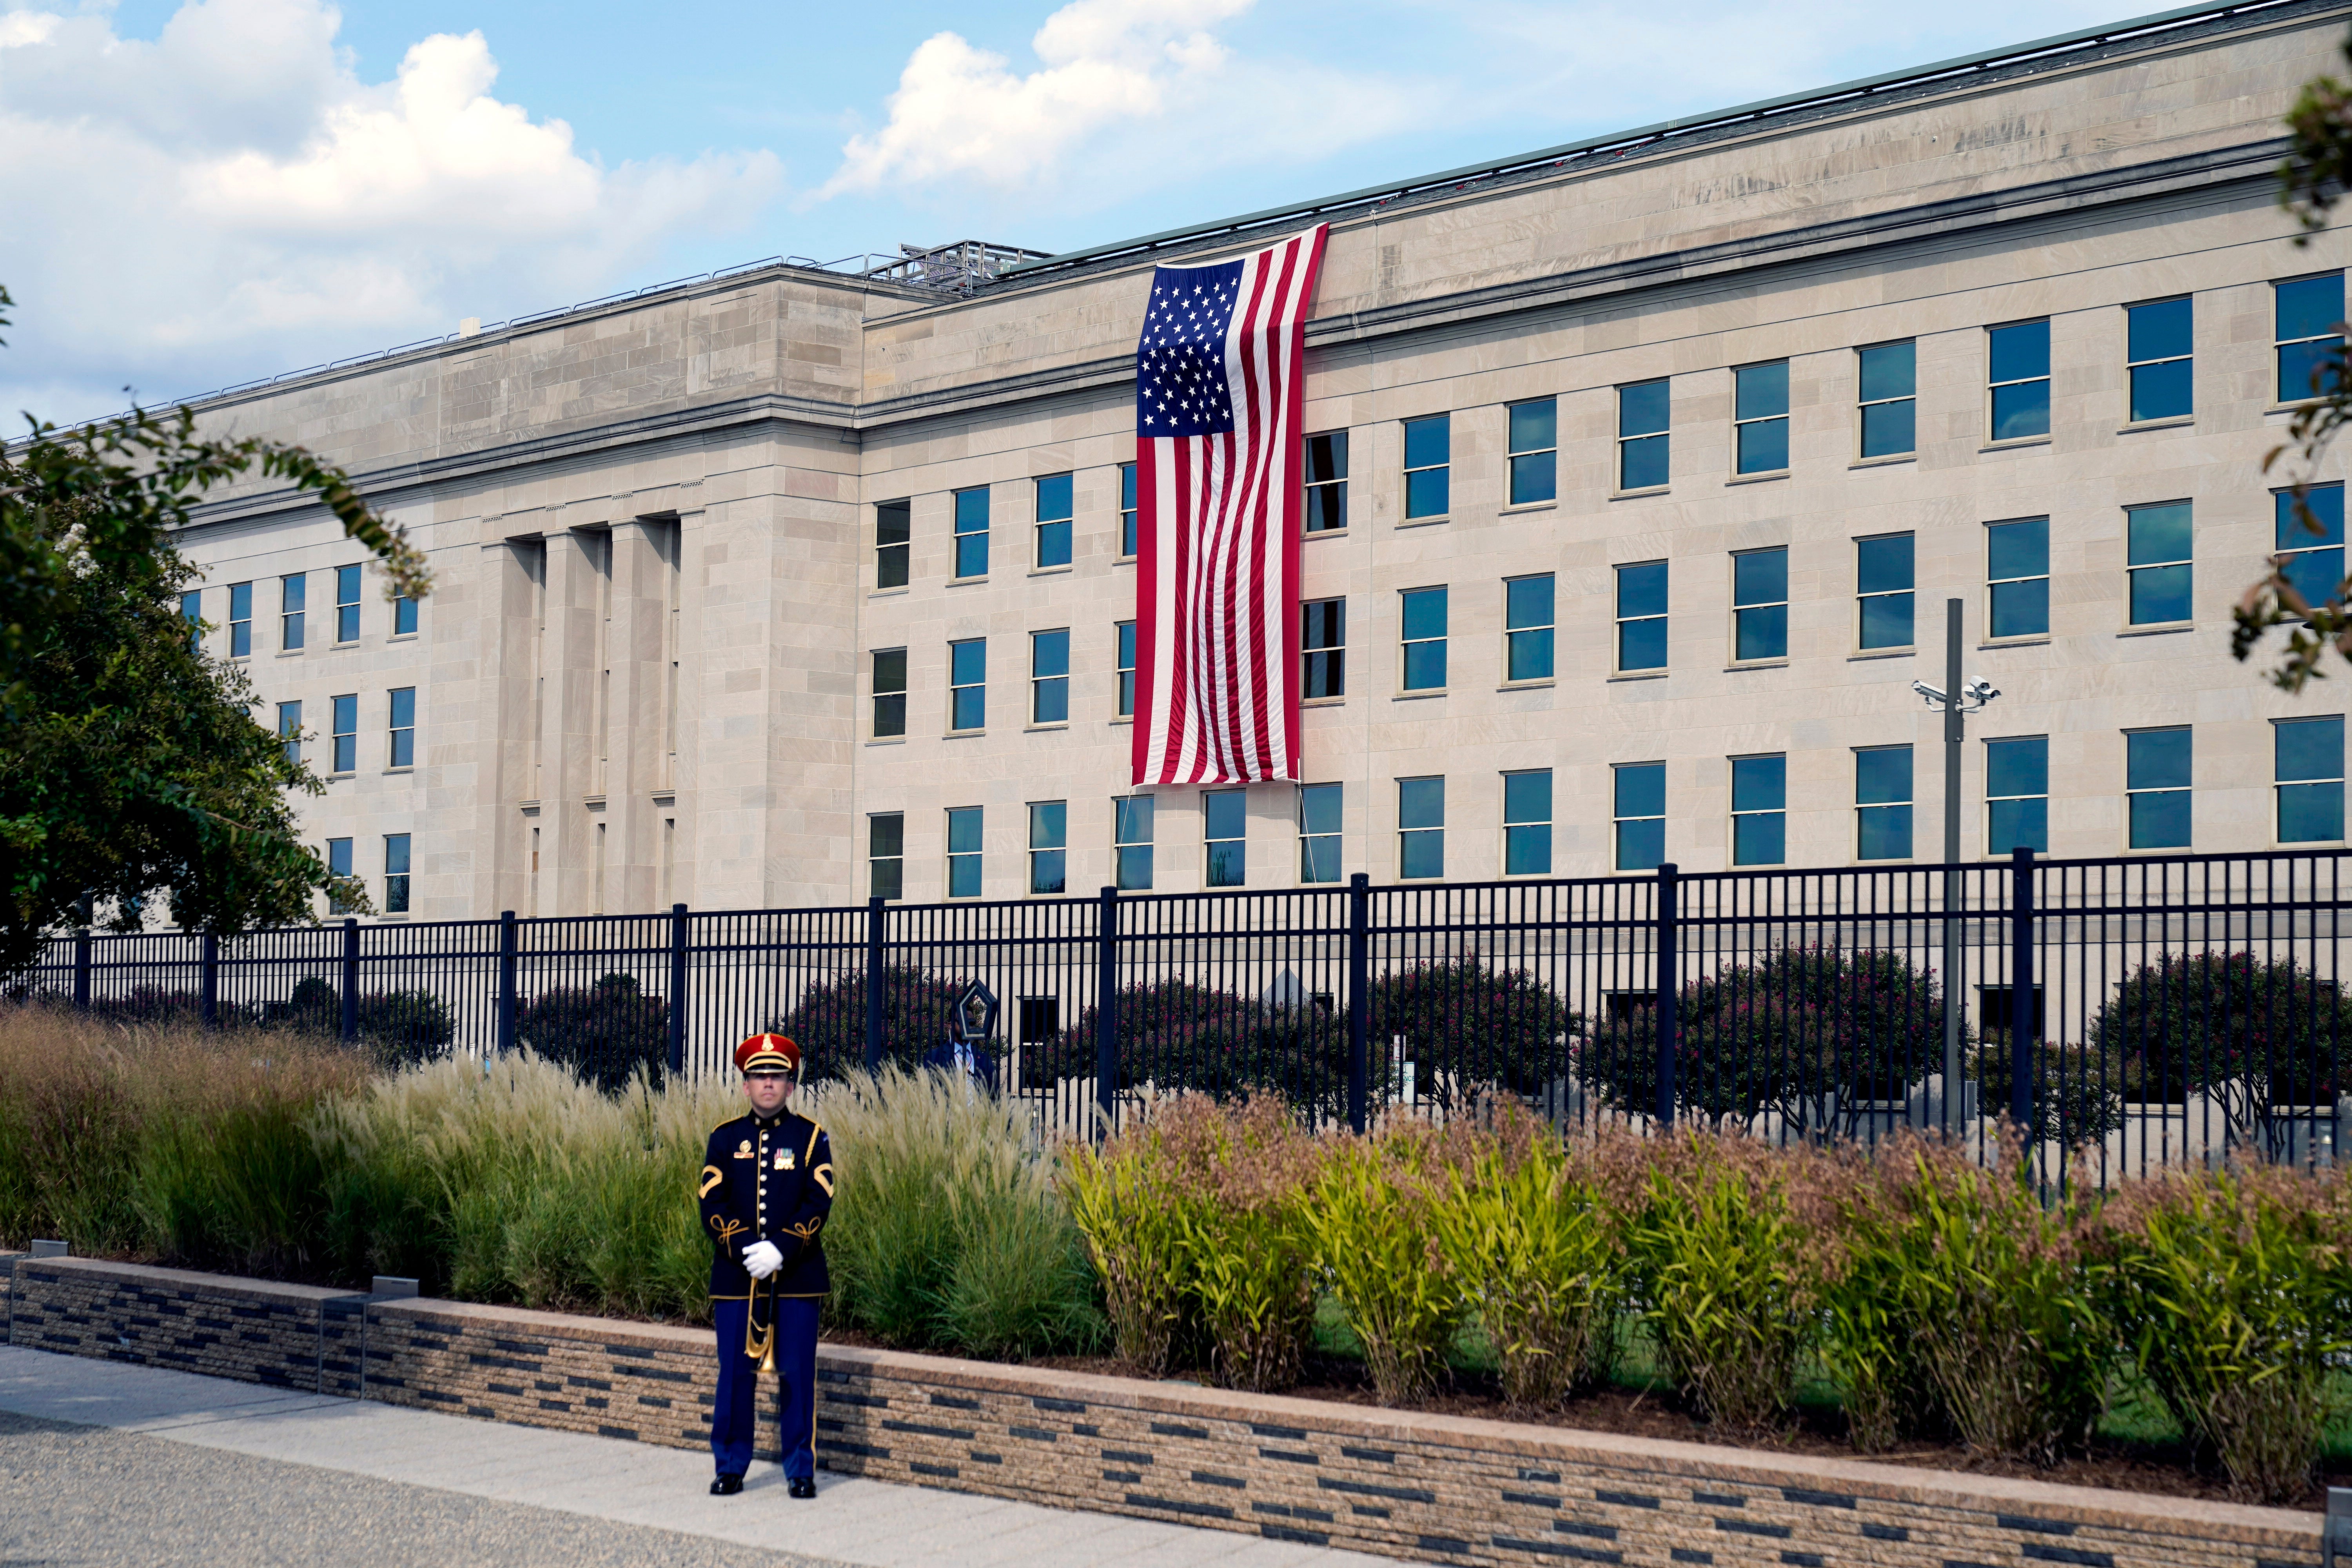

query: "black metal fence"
xmin=20 ymin=848 xmax=2350 ymax=1183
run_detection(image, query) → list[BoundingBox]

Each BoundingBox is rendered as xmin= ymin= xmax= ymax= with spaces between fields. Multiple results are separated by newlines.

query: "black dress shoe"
xmin=788 ymin=1476 xmax=816 ymax=1499
xmin=710 ymin=1474 xmax=744 ymax=1496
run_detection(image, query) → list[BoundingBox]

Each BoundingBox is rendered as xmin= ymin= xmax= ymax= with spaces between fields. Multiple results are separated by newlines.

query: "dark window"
xmin=872 ymin=648 xmax=907 ymax=738
xmin=2276 ymin=484 xmax=2345 ymax=610
xmin=383 ymin=833 xmax=411 ymax=915
xmin=281 ymin=573 xmax=306 ymax=651
xmin=1119 ymin=463 xmax=1138 ymax=557
xmin=180 ymin=591 xmax=202 ymax=651
xmin=1028 ymin=801 xmax=1066 ymax=895
xmin=1617 ymin=379 xmax=1670 ymax=490
xmin=1403 ymin=415 xmax=1450 ymax=519
xmin=2276 ymin=715 xmax=2345 ymax=843
xmin=1613 ymin=762 xmax=1664 ymax=871
xmin=1114 ymin=796 xmax=1154 ymax=890
xmin=229 ymin=581 xmax=252 ymax=657
xmin=1855 ymin=746 xmax=1913 ymax=860
xmin=953 ymin=487 xmax=989 ymax=578
xmin=1298 ymin=783 xmax=1342 ymax=884
xmin=1116 ymin=621 xmax=1138 ymax=717
xmin=1031 ymin=629 xmax=1069 ymax=724
xmin=1205 ymin=789 xmax=1246 ymax=888
xmin=393 ymin=593 xmax=418 ymax=636
xmin=278 ymin=701 xmax=301 ymax=766
xmin=1615 ymin=561 xmax=1667 ymax=671
xmin=1987 ymin=518 xmax=2049 ymax=639
xmin=1508 ymin=399 xmax=1557 ymax=505
xmin=1857 ymin=533 xmax=1915 ymax=649
xmin=2127 ymin=503 xmax=2193 ymax=626
xmin=1988 ymin=320 xmax=2051 ymax=441
xmin=1502 ymin=769 xmax=1550 ymax=875
xmin=1734 ymin=361 xmax=1789 ymax=474
xmin=870 ymin=813 xmax=904 ymax=900
xmin=331 ymin=693 xmax=358 ymax=773
xmin=2275 ymin=274 xmax=2345 ymax=402
xmin=1731 ymin=754 xmax=1785 ymax=866
xmin=1400 ymin=587 xmax=1447 ymax=690
xmin=1302 ymin=599 xmax=1345 ymax=699
xmin=1505 ymin=575 xmax=1553 ymax=681
xmin=336 ymin=564 xmax=361 ymax=643
xmin=326 ymin=837 xmax=353 ymax=914
xmin=945 ymin=807 xmax=982 ymax=897
xmin=1986 ymin=735 xmax=2049 ymax=855
xmin=876 ymin=499 xmax=911 ymax=588
xmin=1304 ymin=432 xmax=1348 ymax=532
xmin=2126 ymin=298 xmax=2192 ymax=422
xmin=1397 ymin=776 xmax=1444 ymax=879
xmin=1858 ymin=341 xmax=1915 ymax=458
xmin=2126 ymin=728 xmax=2191 ymax=849
xmin=1733 ymin=549 xmax=1786 ymax=662
xmin=949 ymin=639 xmax=986 ymax=732
xmin=388 ymin=687 xmax=416 ymax=768
xmin=1035 ymin=474 xmax=1073 ymax=569
xmin=1019 ymin=998 xmax=1061 ymax=1044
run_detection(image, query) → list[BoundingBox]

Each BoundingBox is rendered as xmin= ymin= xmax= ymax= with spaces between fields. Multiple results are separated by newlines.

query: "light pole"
xmin=1910 ymin=599 xmax=2000 ymax=1135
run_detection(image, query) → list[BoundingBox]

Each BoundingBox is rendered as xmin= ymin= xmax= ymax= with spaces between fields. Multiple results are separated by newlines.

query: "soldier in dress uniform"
xmin=699 ymin=1032 xmax=833 ymax=1498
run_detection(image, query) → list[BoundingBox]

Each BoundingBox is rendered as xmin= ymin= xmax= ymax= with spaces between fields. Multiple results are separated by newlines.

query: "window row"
xmin=868 ymin=489 xmax=2340 ymax=733
xmin=324 ymin=833 xmax=412 ymax=915
xmin=867 ymin=716 xmax=2346 ymax=898
xmin=274 ymin=688 xmax=417 ymax=775
xmin=1607 ymin=717 xmax=2345 ymax=871
xmin=864 ymin=276 xmax=2347 ymax=584
xmin=184 ymin=567 xmax=418 ymax=657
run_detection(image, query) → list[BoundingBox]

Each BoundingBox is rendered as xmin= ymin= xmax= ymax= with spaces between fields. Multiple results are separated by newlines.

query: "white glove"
xmin=742 ymin=1241 xmax=783 ymax=1279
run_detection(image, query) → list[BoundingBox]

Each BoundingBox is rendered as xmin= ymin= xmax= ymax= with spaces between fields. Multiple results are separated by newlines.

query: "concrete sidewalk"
xmin=0 ymin=1346 xmax=1397 ymax=1568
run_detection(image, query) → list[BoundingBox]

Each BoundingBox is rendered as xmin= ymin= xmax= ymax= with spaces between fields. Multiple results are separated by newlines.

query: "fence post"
xmin=2010 ymin=847 xmax=2036 ymax=1135
xmin=497 ymin=911 xmax=519 ymax=1056
xmin=339 ymin=918 xmax=360 ymax=1043
xmin=1655 ymin=863 xmax=1680 ymax=1129
xmin=200 ymin=933 xmax=220 ymax=1029
xmin=73 ymin=927 xmax=93 ymax=1010
xmin=1347 ymin=873 xmax=1370 ymax=1134
xmin=864 ymin=897 xmax=887 ymax=1074
xmin=1094 ymin=886 xmax=1120 ymax=1140
xmin=667 ymin=903 xmax=689 ymax=1077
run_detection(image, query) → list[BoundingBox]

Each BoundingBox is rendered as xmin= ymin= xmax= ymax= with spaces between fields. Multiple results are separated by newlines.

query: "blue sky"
xmin=2 ymin=0 xmax=2132 ymax=423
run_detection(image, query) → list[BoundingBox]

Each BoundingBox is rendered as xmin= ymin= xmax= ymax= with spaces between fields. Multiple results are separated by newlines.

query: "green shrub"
xmin=1617 ymin=1131 xmax=1831 ymax=1434
xmin=1857 ymin=1130 xmax=2114 ymax=1465
xmin=1432 ymin=1114 xmax=1622 ymax=1410
xmin=769 ymin=966 xmax=967 ymax=1082
xmin=1582 ymin=946 xmax=1957 ymax=1132
xmin=1967 ymin=1034 xmax=2125 ymax=1145
xmin=1303 ymin=1118 xmax=1471 ymax=1405
xmin=263 ymin=976 xmax=456 ymax=1068
xmin=1041 ymin=980 xmax=1356 ymax=1122
xmin=1154 ymin=1094 xmax=1323 ymax=1392
xmin=2094 ymin=951 xmax=2350 ymax=1144
xmin=1061 ymin=1125 xmax=1200 ymax=1374
xmin=1370 ymin=958 xmax=1579 ymax=1107
xmin=516 ymin=973 xmax=669 ymax=1094
xmin=2098 ymin=1165 xmax=2352 ymax=1501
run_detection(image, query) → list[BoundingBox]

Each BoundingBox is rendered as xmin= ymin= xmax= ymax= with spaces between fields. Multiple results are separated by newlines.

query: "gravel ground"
xmin=0 ymin=1410 xmax=846 ymax=1568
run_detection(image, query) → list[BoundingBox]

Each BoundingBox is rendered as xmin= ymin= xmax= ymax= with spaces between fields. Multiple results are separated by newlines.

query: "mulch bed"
xmin=831 ymin=1331 xmax=2345 ymax=1513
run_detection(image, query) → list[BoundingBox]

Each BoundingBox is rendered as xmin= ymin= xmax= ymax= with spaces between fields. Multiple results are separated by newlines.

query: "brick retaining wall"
xmin=1 ymin=1257 xmax=2325 ymax=1568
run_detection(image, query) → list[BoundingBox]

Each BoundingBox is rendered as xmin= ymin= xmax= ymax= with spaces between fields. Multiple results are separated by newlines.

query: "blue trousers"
xmin=711 ymin=1295 xmax=820 ymax=1479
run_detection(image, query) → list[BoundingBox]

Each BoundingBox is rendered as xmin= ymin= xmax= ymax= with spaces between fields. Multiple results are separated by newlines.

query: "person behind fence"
xmin=699 ymin=1031 xmax=833 ymax=1498
xmin=920 ymin=1028 xmax=998 ymax=1094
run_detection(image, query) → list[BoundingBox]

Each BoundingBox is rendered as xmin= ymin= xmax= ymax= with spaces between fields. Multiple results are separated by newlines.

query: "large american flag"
xmin=1131 ymin=225 xmax=1329 ymax=787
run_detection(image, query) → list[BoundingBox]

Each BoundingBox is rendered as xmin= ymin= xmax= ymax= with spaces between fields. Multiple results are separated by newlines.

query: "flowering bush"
xmin=2094 ymin=951 xmax=2350 ymax=1146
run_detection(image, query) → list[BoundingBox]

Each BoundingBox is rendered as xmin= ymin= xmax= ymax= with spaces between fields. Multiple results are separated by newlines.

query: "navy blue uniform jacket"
xmin=699 ymin=1107 xmax=833 ymax=1299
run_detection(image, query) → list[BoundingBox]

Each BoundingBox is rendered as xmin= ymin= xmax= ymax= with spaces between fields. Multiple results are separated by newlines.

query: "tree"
xmin=767 ymin=965 xmax=967 ymax=1082
xmin=0 ymin=283 xmax=429 ymax=967
xmin=517 ymin=972 xmax=670 ymax=1094
xmin=2233 ymin=37 xmax=2352 ymax=690
xmin=1579 ymin=945 xmax=1956 ymax=1134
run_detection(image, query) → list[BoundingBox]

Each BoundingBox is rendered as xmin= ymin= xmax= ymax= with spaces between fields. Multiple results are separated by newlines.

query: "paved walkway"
xmin=0 ymin=1346 xmax=1396 ymax=1568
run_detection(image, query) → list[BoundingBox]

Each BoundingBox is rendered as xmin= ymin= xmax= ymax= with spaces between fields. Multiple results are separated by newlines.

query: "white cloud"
xmin=0 ymin=0 xmax=781 ymax=420
xmin=822 ymin=0 xmax=1433 ymax=198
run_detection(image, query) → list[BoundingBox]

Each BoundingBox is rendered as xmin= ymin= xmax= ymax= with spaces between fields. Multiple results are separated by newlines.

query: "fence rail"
xmin=20 ymin=849 xmax=2350 ymax=1183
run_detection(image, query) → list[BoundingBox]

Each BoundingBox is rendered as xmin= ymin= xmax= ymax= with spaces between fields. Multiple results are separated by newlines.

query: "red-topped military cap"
xmin=733 ymin=1033 xmax=801 ymax=1076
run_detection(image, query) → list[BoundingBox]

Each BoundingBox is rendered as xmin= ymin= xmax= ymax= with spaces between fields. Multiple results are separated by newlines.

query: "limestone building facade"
xmin=167 ymin=1 xmax=2352 ymax=922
